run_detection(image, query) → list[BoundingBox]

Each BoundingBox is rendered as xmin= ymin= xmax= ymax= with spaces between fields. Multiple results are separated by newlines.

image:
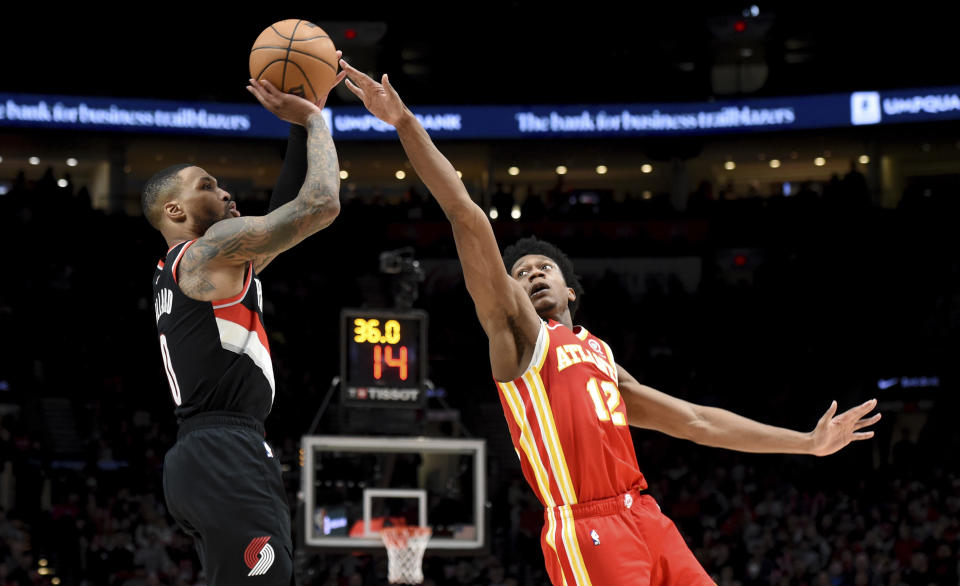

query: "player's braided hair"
xmin=502 ymin=236 xmax=584 ymax=317
xmin=141 ymin=163 xmax=194 ymax=230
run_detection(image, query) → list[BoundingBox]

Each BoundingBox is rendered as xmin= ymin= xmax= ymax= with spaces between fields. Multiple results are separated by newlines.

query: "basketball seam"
xmin=255 ymin=60 xmax=287 ymax=83
xmin=281 ymin=20 xmax=304 ymax=91
xmin=284 ymin=60 xmax=319 ymax=101
xmin=269 ymin=24 xmax=291 ymax=41
xmin=267 ymin=24 xmax=328 ymax=42
xmin=253 ymin=59 xmax=323 ymax=102
xmin=249 ymin=46 xmax=337 ymax=71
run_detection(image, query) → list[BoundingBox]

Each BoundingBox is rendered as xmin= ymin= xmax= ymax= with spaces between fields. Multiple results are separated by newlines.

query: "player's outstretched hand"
xmin=340 ymin=58 xmax=408 ymax=126
xmin=247 ymin=50 xmax=346 ymax=125
xmin=809 ymin=398 xmax=881 ymax=456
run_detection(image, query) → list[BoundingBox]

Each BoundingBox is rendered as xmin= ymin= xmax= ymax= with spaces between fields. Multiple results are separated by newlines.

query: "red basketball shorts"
xmin=540 ymin=488 xmax=714 ymax=585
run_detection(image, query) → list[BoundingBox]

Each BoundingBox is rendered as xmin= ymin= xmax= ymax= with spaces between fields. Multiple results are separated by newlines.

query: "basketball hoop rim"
xmin=380 ymin=525 xmax=432 ymax=548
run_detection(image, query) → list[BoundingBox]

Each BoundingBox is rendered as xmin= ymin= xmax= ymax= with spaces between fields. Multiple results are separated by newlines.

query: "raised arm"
xmin=340 ymin=59 xmax=540 ymax=381
xmin=182 ymin=111 xmax=339 ymax=268
xmin=616 ymin=364 xmax=881 ymax=456
xmin=178 ymin=74 xmax=345 ymax=290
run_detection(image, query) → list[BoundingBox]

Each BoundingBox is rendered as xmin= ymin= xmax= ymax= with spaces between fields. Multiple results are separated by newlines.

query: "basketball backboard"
xmin=301 ymin=436 xmax=486 ymax=551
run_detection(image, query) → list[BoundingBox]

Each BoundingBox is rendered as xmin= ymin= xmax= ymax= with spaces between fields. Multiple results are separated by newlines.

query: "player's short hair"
xmin=502 ymin=236 xmax=584 ymax=317
xmin=141 ymin=164 xmax=194 ymax=230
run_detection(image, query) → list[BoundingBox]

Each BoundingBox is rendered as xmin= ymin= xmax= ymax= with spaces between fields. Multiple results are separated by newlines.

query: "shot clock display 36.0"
xmin=340 ymin=309 xmax=427 ymax=407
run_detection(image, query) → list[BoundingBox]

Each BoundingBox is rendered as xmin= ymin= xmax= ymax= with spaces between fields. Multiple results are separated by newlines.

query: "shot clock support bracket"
xmin=306 ymin=376 xmax=341 ymax=436
xmin=306 ymin=375 xmax=441 ymax=436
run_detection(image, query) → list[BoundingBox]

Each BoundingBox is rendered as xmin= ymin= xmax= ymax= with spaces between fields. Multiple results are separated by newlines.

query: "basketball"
xmin=249 ymin=19 xmax=339 ymax=103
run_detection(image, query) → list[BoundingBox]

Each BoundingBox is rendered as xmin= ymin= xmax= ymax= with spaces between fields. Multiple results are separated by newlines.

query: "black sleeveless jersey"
xmin=151 ymin=240 xmax=274 ymax=423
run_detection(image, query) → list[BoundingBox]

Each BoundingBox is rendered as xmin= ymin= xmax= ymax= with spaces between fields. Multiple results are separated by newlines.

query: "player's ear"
xmin=164 ymin=200 xmax=186 ymax=223
xmin=567 ymin=287 xmax=576 ymax=304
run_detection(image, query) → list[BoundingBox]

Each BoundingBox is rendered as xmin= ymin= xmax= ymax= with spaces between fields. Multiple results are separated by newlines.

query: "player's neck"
xmin=543 ymin=310 xmax=574 ymax=329
xmin=163 ymin=227 xmax=201 ymax=249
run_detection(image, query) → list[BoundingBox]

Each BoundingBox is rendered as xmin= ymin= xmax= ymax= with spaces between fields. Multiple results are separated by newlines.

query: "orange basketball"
xmin=249 ymin=19 xmax=338 ymax=103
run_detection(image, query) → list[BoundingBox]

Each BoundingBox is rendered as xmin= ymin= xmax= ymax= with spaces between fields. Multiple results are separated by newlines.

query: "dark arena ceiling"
xmin=4 ymin=4 xmax=957 ymax=107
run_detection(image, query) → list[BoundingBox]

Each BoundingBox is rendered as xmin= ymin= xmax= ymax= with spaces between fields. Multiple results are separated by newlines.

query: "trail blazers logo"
xmin=244 ymin=536 xmax=275 ymax=576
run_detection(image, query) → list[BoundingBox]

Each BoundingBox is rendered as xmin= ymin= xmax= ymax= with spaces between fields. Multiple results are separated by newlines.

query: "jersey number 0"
xmin=159 ymin=334 xmax=183 ymax=406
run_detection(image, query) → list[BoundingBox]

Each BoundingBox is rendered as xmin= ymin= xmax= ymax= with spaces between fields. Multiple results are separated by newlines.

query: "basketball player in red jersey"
xmin=340 ymin=60 xmax=881 ymax=585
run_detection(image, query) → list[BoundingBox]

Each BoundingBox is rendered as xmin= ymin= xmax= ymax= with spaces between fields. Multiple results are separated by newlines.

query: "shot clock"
xmin=340 ymin=309 xmax=428 ymax=407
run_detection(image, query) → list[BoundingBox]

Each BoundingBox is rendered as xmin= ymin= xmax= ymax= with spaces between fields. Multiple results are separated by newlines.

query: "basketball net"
xmin=380 ymin=526 xmax=432 ymax=584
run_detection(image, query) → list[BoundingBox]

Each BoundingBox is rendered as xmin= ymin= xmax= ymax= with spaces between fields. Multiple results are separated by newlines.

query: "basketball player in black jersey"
xmin=143 ymin=64 xmax=345 ymax=585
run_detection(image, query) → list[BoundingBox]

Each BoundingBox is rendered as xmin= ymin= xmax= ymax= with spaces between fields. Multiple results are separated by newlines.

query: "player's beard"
xmin=195 ymin=209 xmax=230 ymax=234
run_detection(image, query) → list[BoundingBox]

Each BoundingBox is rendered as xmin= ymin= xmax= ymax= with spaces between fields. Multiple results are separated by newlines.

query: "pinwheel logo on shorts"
xmin=244 ymin=536 xmax=275 ymax=576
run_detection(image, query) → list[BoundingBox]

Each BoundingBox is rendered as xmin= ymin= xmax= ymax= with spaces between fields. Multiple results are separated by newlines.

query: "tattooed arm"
xmin=177 ymin=111 xmax=341 ymax=301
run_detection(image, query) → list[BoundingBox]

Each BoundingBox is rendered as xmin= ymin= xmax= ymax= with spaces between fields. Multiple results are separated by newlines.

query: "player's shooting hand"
xmin=340 ymin=58 xmax=409 ymax=126
xmin=809 ymin=398 xmax=881 ymax=456
xmin=247 ymin=50 xmax=346 ymax=126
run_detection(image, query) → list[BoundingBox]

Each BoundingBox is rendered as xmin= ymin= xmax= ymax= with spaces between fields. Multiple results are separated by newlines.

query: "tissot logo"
xmin=851 ymin=92 xmax=882 ymax=125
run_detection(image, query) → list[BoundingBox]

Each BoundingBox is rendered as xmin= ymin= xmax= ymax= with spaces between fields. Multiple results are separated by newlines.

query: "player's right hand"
xmin=247 ymin=77 xmax=319 ymax=126
xmin=247 ymin=51 xmax=346 ymax=126
xmin=340 ymin=58 xmax=409 ymax=127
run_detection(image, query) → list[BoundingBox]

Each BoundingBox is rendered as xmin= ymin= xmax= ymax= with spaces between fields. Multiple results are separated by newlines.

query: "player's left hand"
xmin=809 ymin=398 xmax=881 ymax=456
xmin=340 ymin=58 xmax=409 ymax=126
xmin=247 ymin=50 xmax=347 ymax=125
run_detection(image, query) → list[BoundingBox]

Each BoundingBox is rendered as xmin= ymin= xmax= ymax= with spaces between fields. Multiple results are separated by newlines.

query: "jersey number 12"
xmin=586 ymin=377 xmax=627 ymax=426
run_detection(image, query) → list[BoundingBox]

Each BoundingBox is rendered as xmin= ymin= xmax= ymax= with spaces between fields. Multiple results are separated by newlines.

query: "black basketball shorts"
xmin=163 ymin=412 xmax=294 ymax=585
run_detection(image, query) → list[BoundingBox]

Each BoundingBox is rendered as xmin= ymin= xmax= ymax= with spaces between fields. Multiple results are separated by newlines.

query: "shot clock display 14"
xmin=340 ymin=309 xmax=427 ymax=407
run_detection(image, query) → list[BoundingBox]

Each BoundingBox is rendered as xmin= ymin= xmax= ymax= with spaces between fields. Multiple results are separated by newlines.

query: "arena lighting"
xmin=0 ymin=156 xmax=4 ymax=163
xmin=456 ymin=170 xmax=462 ymax=178
xmin=814 ymin=157 xmax=826 ymax=166
xmin=395 ymin=170 xmax=406 ymax=180
xmin=596 ymin=165 xmax=608 ymax=175
xmin=339 ymin=170 xmax=349 ymax=180
xmin=344 ymin=28 xmax=357 ymax=40
xmin=640 ymin=164 xmax=653 ymax=173
xmin=642 ymin=190 xmax=653 ymax=200
xmin=507 ymin=166 xmax=519 ymax=176
xmin=66 ymin=157 xmax=78 ymax=167
xmin=555 ymin=165 xmax=568 ymax=175
xmin=511 ymin=205 xmax=521 ymax=220
xmin=858 ymin=155 xmax=870 ymax=164
xmin=734 ymin=20 xmax=747 ymax=32
xmin=724 ymin=161 xmax=736 ymax=170
xmin=57 ymin=179 xmax=68 ymax=188
xmin=488 ymin=208 xmax=499 ymax=220
xmin=734 ymin=254 xmax=748 ymax=267
xmin=28 ymin=156 xmax=39 ymax=165
xmin=769 ymin=159 xmax=781 ymax=168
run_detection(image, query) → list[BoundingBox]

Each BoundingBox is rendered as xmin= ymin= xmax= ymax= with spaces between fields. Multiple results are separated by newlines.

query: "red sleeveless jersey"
xmin=496 ymin=320 xmax=647 ymax=507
